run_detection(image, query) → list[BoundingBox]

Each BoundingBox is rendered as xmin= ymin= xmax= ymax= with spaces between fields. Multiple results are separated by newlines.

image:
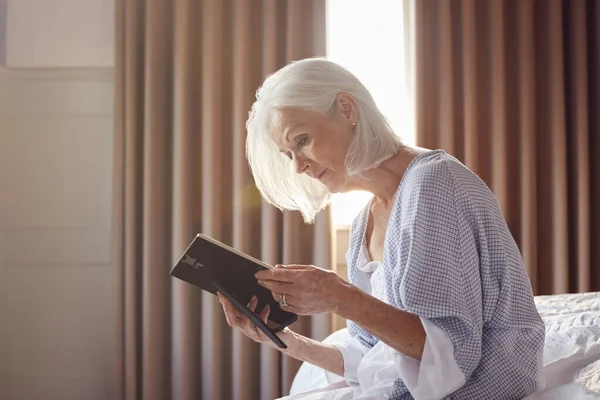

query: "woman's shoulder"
xmin=400 ymin=148 xmax=490 ymax=199
xmin=403 ymin=148 xmax=459 ymax=179
xmin=396 ymin=149 xmax=505 ymax=233
xmin=398 ymin=149 xmax=455 ymax=196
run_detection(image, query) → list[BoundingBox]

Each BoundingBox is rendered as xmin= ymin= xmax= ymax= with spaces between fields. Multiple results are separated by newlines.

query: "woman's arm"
xmin=256 ymin=265 xmax=427 ymax=361
xmin=335 ymin=282 xmax=426 ymax=360
xmin=279 ymin=329 xmax=345 ymax=377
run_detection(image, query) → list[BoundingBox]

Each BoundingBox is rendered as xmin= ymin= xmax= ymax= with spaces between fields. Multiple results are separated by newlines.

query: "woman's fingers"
xmin=234 ymin=295 xmax=263 ymax=338
xmin=241 ymin=296 xmax=263 ymax=338
xmin=218 ymin=292 xmax=241 ymax=327
xmin=218 ymin=292 xmax=279 ymax=344
xmin=259 ymin=303 xmax=271 ymax=323
xmin=270 ymin=291 xmax=296 ymax=308
xmin=257 ymin=280 xmax=297 ymax=295
xmin=255 ymin=265 xmax=298 ymax=283
xmin=247 ymin=295 xmax=258 ymax=311
xmin=271 ymin=291 xmax=282 ymax=304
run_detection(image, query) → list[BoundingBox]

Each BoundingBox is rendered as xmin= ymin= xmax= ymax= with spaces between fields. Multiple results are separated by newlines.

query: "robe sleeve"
xmin=393 ymin=159 xmax=484 ymax=384
xmin=393 ymin=317 xmax=466 ymax=399
xmin=326 ymin=336 xmax=369 ymax=385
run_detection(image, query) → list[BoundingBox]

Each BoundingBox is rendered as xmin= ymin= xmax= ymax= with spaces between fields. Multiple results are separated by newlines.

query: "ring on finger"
xmin=279 ymin=293 xmax=288 ymax=307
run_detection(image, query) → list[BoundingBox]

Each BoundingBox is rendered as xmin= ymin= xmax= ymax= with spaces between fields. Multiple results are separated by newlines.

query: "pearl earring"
xmin=352 ymin=122 xmax=356 ymax=128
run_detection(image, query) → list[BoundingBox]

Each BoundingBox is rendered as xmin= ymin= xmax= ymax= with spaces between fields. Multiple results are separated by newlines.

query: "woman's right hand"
xmin=217 ymin=292 xmax=287 ymax=349
xmin=218 ymin=292 xmax=346 ymax=376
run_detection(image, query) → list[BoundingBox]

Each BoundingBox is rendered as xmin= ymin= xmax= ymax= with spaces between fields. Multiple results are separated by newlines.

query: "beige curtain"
xmin=112 ymin=1 xmax=332 ymax=400
xmin=409 ymin=0 xmax=600 ymax=295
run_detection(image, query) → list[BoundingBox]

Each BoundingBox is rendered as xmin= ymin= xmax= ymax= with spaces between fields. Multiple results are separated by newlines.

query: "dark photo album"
xmin=170 ymin=234 xmax=297 ymax=349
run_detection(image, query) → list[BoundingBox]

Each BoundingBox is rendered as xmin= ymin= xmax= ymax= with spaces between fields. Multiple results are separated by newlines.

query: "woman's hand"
xmin=217 ymin=292 xmax=290 ymax=349
xmin=217 ymin=290 xmax=346 ymax=375
xmin=255 ymin=264 xmax=347 ymax=315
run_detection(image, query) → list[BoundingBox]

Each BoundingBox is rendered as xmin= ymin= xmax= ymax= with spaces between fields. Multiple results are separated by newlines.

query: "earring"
xmin=352 ymin=122 xmax=356 ymax=128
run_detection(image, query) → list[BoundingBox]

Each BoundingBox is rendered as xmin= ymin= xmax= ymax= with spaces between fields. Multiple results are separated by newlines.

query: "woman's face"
xmin=268 ymin=95 xmax=357 ymax=193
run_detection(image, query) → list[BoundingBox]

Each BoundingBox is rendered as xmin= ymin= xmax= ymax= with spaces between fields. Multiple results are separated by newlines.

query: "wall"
xmin=0 ymin=0 xmax=115 ymax=397
xmin=4 ymin=0 xmax=114 ymax=68
xmin=0 ymin=66 xmax=115 ymax=399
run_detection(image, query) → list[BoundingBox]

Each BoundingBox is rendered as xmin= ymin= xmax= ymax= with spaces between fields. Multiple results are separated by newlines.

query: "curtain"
xmin=408 ymin=0 xmax=600 ymax=295
xmin=112 ymin=1 xmax=332 ymax=400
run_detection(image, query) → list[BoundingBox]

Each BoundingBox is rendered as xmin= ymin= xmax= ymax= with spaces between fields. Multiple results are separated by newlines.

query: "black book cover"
xmin=170 ymin=234 xmax=297 ymax=348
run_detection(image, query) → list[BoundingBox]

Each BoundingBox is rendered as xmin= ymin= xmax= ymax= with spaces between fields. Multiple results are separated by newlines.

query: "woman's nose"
xmin=294 ymin=155 xmax=310 ymax=174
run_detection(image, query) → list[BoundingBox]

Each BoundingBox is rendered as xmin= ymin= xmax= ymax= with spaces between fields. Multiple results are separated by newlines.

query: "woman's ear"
xmin=337 ymin=93 xmax=357 ymax=122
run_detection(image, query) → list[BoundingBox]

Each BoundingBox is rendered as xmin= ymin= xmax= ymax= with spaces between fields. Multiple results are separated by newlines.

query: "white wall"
xmin=0 ymin=66 xmax=115 ymax=400
xmin=0 ymin=0 xmax=6 ymax=65
xmin=0 ymin=1 xmax=115 ymax=398
xmin=5 ymin=0 xmax=114 ymax=68
xmin=0 ymin=65 xmax=114 ymax=400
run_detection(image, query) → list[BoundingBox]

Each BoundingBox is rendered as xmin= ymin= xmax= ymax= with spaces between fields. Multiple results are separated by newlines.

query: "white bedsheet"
xmin=289 ymin=291 xmax=600 ymax=399
xmin=527 ymin=292 xmax=600 ymax=399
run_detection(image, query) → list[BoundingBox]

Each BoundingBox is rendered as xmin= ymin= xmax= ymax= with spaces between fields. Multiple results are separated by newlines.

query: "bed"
xmin=290 ymin=291 xmax=600 ymax=399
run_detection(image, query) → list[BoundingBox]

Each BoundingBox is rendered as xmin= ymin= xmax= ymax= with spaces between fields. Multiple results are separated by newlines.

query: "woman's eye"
xmin=296 ymin=136 xmax=308 ymax=147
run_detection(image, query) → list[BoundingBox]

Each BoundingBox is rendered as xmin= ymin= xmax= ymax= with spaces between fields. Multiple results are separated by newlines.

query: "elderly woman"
xmin=217 ymin=58 xmax=545 ymax=399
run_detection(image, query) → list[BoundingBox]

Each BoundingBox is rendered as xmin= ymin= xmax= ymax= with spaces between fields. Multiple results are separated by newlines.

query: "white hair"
xmin=245 ymin=58 xmax=402 ymax=224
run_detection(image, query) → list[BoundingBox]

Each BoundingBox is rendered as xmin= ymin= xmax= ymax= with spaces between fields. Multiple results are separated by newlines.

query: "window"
xmin=326 ymin=0 xmax=414 ymax=229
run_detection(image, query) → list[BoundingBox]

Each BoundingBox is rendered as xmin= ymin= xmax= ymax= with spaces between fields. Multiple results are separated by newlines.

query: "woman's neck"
xmin=349 ymin=145 xmax=426 ymax=207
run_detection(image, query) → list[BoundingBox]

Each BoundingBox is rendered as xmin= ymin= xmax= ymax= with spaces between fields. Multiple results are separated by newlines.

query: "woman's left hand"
xmin=255 ymin=264 xmax=346 ymax=315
